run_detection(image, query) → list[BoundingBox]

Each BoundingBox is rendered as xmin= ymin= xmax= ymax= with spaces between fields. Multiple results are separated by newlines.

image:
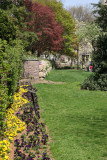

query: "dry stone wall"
xmin=22 ymin=60 xmax=52 ymax=82
xmin=39 ymin=60 xmax=52 ymax=79
xmin=23 ymin=60 xmax=39 ymax=81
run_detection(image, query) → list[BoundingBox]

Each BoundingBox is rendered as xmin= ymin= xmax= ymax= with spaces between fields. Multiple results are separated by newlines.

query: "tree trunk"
xmin=37 ymin=52 xmax=41 ymax=57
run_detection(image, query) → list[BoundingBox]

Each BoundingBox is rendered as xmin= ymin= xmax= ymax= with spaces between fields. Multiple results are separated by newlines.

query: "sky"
xmin=61 ymin=0 xmax=100 ymax=8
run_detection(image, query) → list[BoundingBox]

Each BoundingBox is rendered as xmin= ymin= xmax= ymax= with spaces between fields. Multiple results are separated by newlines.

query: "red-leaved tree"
xmin=23 ymin=0 xmax=64 ymax=56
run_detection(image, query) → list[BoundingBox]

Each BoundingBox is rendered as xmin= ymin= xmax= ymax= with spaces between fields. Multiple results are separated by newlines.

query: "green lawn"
xmin=33 ymin=70 xmax=107 ymax=160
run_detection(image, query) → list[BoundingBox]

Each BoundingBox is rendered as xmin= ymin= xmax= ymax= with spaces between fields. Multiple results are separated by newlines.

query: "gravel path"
xmin=34 ymin=80 xmax=65 ymax=84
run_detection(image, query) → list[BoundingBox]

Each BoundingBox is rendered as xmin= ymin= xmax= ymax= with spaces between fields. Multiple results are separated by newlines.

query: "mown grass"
xmin=33 ymin=70 xmax=107 ymax=160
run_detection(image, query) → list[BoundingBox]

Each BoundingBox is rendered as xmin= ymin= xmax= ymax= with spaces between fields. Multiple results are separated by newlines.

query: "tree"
xmin=18 ymin=31 xmax=38 ymax=53
xmin=34 ymin=0 xmax=77 ymax=57
xmin=23 ymin=0 xmax=64 ymax=56
xmin=76 ymin=22 xmax=101 ymax=51
xmin=81 ymin=33 xmax=107 ymax=91
xmin=92 ymin=2 xmax=107 ymax=74
xmin=0 ymin=0 xmax=38 ymax=53
xmin=81 ymin=3 xmax=107 ymax=91
xmin=93 ymin=3 xmax=107 ymax=31
xmin=68 ymin=5 xmax=94 ymax=23
xmin=93 ymin=33 xmax=107 ymax=74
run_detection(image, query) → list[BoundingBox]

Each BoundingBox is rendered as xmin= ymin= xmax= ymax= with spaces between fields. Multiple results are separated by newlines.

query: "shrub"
xmin=6 ymin=40 xmax=24 ymax=95
xmin=0 ymin=39 xmax=10 ymax=138
xmin=0 ymin=39 xmax=24 ymax=138
xmin=81 ymin=73 xmax=107 ymax=91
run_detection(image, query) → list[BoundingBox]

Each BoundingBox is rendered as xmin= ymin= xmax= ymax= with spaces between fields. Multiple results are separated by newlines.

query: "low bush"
xmin=81 ymin=73 xmax=107 ymax=91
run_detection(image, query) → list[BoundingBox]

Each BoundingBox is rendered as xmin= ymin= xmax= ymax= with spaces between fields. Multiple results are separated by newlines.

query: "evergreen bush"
xmin=81 ymin=33 xmax=107 ymax=91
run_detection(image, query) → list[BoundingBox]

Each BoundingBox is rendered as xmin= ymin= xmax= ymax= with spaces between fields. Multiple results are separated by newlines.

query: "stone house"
xmin=74 ymin=20 xmax=93 ymax=69
xmin=78 ymin=42 xmax=93 ymax=69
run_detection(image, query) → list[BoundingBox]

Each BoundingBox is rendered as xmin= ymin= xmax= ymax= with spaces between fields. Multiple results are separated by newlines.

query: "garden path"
xmin=34 ymin=80 xmax=65 ymax=84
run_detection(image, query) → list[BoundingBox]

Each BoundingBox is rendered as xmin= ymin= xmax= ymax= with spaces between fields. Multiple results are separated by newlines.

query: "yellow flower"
xmin=4 ymin=155 xmax=10 ymax=160
xmin=9 ymin=137 xmax=13 ymax=142
xmin=1 ymin=86 xmax=29 ymax=159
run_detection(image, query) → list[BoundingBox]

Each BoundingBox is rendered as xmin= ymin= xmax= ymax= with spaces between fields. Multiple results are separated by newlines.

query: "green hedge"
xmin=0 ymin=39 xmax=23 ymax=139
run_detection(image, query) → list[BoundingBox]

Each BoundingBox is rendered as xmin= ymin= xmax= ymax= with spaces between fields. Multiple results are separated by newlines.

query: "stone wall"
xmin=23 ymin=60 xmax=39 ymax=81
xmin=55 ymin=61 xmax=71 ymax=69
xmin=22 ymin=60 xmax=52 ymax=84
xmin=39 ymin=60 xmax=52 ymax=79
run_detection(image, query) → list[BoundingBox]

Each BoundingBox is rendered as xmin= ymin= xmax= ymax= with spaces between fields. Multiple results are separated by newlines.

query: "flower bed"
xmin=0 ymin=85 xmax=51 ymax=160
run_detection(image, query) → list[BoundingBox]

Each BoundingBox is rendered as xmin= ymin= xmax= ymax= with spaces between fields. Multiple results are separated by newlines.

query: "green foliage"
xmin=81 ymin=2 xmax=107 ymax=91
xmin=0 ymin=0 xmax=28 ymax=138
xmin=18 ymin=31 xmax=38 ymax=53
xmin=93 ymin=33 xmax=107 ymax=74
xmin=81 ymin=33 xmax=107 ymax=91
xmin=0 ymin=0 xmax=13 ymax=10
xmin=0 ymin=39 xmax=10 ymax=138
xmin=0 ymin=0 xmax=24 ymax=10
xmin=6 ymin=40 xmax=24 ymax=95
xmin=93 ymin=3 xmax=107 ymax=32
xmin=34 ymin=0 xmax=76 ymax=57
xmin=47 ymin=0 xmax=76 ymax=56
xmin=77 ymin=22 xmax=101 ymax=42
xmin=0 ymin=9 xmax=17 ymax=42
xmin=11 ymin=5 xmax=27 ymax=28
xmin=0 ymin=39 xmax=24 ymax=138
xmin=0 ymin=0 xmax=26 ymax=27
xmin=81 ymin=73 xmax=107 ymax=91
xmin=0 ymin=0 xmax=35 ymax=51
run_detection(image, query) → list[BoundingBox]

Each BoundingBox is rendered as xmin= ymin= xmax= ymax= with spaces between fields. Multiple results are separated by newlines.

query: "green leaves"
xmin=34 ymin=0 xmax=77 ymax=57
xmin=93 ymin=3 xmax=107 ymax=32
xmin=0 ymin=39 xmax=24 ymax=137
xmin=17 ymin=31 xmax=38 ymax=53
xmin=81 ymin=32 xmax=107 ymax=91
xmin=47 ymin=0 xmax=76 ymax=56
xmin=0 ymin=10 xmax=17 ymax=42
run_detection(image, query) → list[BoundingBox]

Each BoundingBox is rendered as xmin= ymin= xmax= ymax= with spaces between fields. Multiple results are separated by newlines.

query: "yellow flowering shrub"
xmin=0 ymin=86 xmax=28 ymax=160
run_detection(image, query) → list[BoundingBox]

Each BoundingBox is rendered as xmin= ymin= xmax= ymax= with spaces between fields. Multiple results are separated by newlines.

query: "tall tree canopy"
xmin=76 ymin=22 xmax=101 ymax=50
xmin=0 ymin=0 xmax=38 ymax=53
xmin=23 ymin=0 xmax=64 ymax=56
xmin=34 ymin=0 xmax=77 ymax=57
xmin=93 ymin=2 xmax=107 ymax=31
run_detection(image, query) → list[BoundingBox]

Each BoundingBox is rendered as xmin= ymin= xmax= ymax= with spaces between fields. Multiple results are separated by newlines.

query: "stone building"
xmin=78 ymin=42 xmax=93 ymax=69
xmin=74 ymin=20 xmax=93 ymax=69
